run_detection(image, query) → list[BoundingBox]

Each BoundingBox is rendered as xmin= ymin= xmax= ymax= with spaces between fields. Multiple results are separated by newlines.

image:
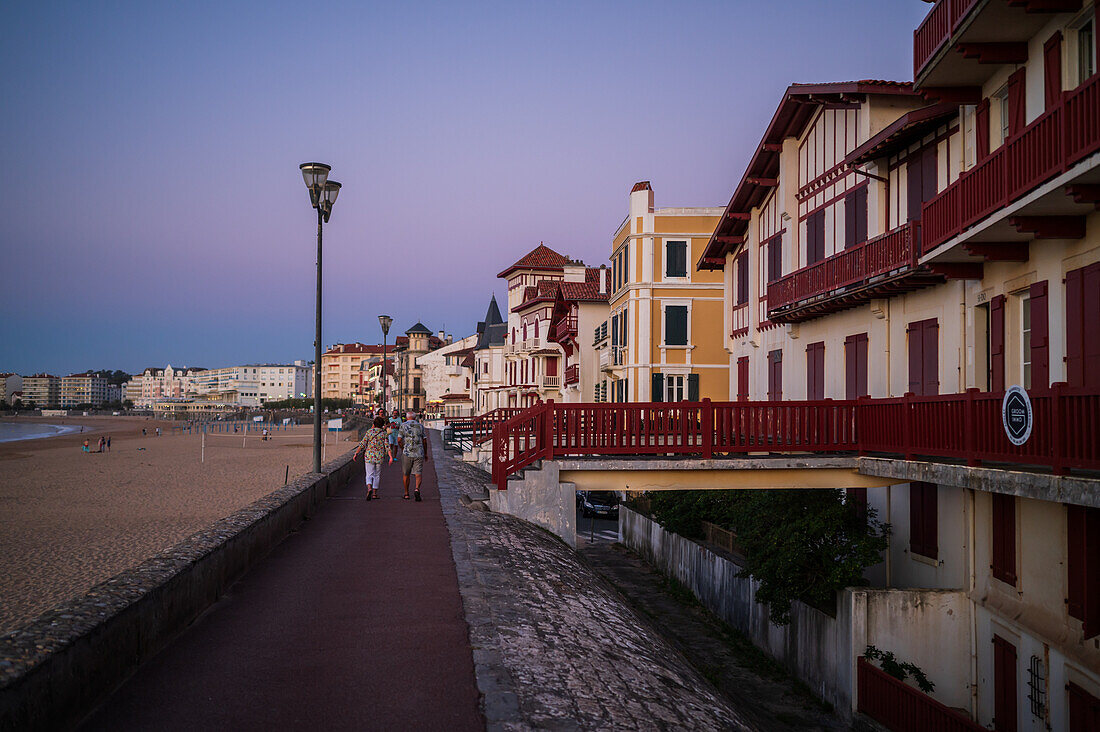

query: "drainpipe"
xmin=968 ymin=487 xmax=978 ymax=718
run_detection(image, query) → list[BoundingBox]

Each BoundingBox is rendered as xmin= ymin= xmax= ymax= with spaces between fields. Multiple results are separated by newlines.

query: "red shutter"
xmin=908 ymin=322 xmax=922 ymax=395
xmin=806 ymin=342 xmax=824 ymax=400
xmin=1068 ymin=263 xmax=1100 ymax=388
xmin=923 ymin=320 xmax=939 ymax=396
xmin=924 ymin=482 xmax=938 ymax=558
xmin=921 ymin=146 xmax=938 ymax=206
xmin=910 ymin=482 xmax=938 ymax=559
xmin=1067 ymin=505 xmax=1100 ymax=639
xmin=1068 ymin=683 xmax=1100 ymax=732
xmin=976 ymin=98 xmax=991 ymax=160
xmin=1044 ymin=31 xmax=1063 ymax=111
xmin=907 ymin=156 xmax=923 ymax=223
xmin=1007 ymin=68 xmax=1027 ymax=138
xmin=768 ymin=350 xmax=783 ymax=401
xmin=1029 ymin=281 xmax=1049 ymax=391
xmin=991 ymin=295 xmax=1006 ymax=392
xmin=845 ymin=333 xmax=868 ymax=399
xmin=993 ymin=635 xmax=1018 ymax=732
xmin=845 ymin=192 xmax=856 ymax=249
xmin=910 ymin=483 xmax=925 ymax=557
xmin=992 ymin=493 xmax=1017 ymax=585
xmin=736 ymin=251 xmax=749 ymax=304
xmin=546 ymin=357 xmax=557 ymax=376
xmin=737 ymin=356 xmax=748 ymax=401
xmin=856 ymin=186 xmax=868 ymax=244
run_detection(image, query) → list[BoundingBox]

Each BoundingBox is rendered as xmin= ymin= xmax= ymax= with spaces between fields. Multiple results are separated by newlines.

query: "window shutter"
xmin=736 ymin=251 xmax=749 ymax=304
xmin=923 ymin=320 xmax=939 ymax=396
xmin=611 ymin=315 xmax=619 ymax=348
xmin=924 ymin=484 xmax=938 ymax=558
xmin=907 ymin=322 xmax=923 ymax=395
xmin=666 ymin=306 xmax=688 ymax=346
xmin=737 ymin=357 xmax=749 ymax=401
xmin=921 ymin=146 xmax=938 ymax=207
xmin=993 ymin=635 xmax=1018 ymax=732
xmin=991 ymin=295 xmax=1006 ymax=392
xmin=651 ymin=372 xmax=664 ymax=402
xmin=845 ymin=337 xmax=857 ymax=400
xmin=910 ymin=483 xmax=926 ymax=557
xmin=768 ymin=236 xmax=783 ymax=283
xmin=844 ymin=192 xmax=857 ymax=249
xmin=768 ymin=350 xmax=783 ymax=401
xmin=1067 ymin=505 xmax=1100 ymax=638
xmin=855 ymin=186 xmax=868 ymax=245
xmin=906 ymin=155 xmax=924 ymax=222
xmin=992 ymin=493 xmax=1017 ymax=585
xmin=806 ymin=342 xmax=824 ymax=400
xmin=1068 ymin=683 xmax=1100 ymax=732
xmin=807 ymin=210 xmax=825 ymax=264
xmin=687 ymin=374 xmax=699 ymax=401
xmin=1007 ymin=67 xmax=1026 ymax=137
xmin=856 ymin=334 xmax=868 ymax=398
xmin=1066 ymin=267 xmax=1084 ymax=387
xmin=1029 ymin=281 xmax=1049 ymax=390
xmin=1044 ymin=31 xmax=1063 ymax=111
xmin=976 ymin=98 xmax=991 ymax=160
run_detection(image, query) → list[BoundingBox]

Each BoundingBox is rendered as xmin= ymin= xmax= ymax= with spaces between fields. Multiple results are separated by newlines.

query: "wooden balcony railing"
xmin=766 ymin=222 xmax=920 ymax=318
xmin=564 ymin=364 xmax=580 ymax=385
xmin=490 ymin=385 xmax=1099 ymax=489
xmin=542 ymin=375 xmax=561 ymax=389
xmin=922 ymin=74 xmax=1100 ymax=253
xmin=857 ymin=658 xmax=984 ymax=732
xmin=445 ymin=406 xmax=526 ymax=446
xmin=553 ymin=316 xmax=577 ymax=342
xmin=913 ymin=0 xmax=979 ymax=79
xmin=731 ymin=302 xmax=749 ymax=337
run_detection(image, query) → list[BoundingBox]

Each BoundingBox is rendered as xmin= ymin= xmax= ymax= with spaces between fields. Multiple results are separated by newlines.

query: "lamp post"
xmin=299 ymin=162 xmax=341 ymax=474
xmin=379 ymin=315 xmax=393 ymax=414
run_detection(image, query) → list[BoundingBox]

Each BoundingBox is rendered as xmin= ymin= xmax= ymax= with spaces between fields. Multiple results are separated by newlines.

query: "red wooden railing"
xmin=913 ymin=0 xmax=979 ymax=79
xmin=447 ymin=407 xmax=527 ymax=446
xmin=857 ymin=658 xmax=984 ymax=732
xmin=766 ymin=222 xmax=920 ymax=315
xmin=490 ymin=385 xmax=1099 ymax=489
xmin=564 ymin=363 xmax=580 ymax=385
xmin=553 ymin=316 xmax=577 ymax=342
xmin=922 ymin=73 xmax=1100 ymax=253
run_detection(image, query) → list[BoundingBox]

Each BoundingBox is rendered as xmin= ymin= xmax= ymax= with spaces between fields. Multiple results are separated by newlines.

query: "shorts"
xmin=364 ymin=461 xmax=383 ymax=488
xmin=401 ymin=454 xmax=424 ymax=476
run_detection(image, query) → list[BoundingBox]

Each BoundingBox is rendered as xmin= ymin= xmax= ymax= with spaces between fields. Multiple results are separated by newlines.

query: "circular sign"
xmin=1001 ymin=385 xmax=1032 ymax=446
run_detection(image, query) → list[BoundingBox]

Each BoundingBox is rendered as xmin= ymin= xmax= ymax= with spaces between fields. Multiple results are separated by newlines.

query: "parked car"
xmin=578 ymin=491 xmax=620 ymax=519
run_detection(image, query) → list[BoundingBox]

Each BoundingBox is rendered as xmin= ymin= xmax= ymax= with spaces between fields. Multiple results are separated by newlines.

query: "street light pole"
xmin=379 ymin=315 xmax=393 ymax=415
xmin=299 ymin=162 xmax=341 ymax=475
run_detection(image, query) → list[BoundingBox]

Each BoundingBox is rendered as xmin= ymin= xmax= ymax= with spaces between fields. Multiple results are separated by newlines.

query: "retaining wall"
xmin=0 ymin=451 xmax=362 ymax=732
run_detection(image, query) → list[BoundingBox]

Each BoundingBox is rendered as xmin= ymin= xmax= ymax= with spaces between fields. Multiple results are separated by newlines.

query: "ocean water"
xmin=0 ymin=422 xmax=86 ymax=443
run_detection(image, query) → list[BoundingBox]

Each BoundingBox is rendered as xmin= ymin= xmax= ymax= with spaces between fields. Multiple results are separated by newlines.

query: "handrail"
xmin=913 ymin=0 xmax=979 ymax=79
xmin=490 ymin=384 xmax=1098 ymax=489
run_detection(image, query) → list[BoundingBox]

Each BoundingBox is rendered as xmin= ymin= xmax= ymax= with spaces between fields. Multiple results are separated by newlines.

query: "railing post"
xmin=856 ymin=395 xmax=868 ymax=455
xmin=1051 ymin=381 xmax=1066 ymax=474
xmin=965 ymin=387 xmax=979 ymax=466
xmin=701 ymin=398 xmax=713 ymax=459
xmin=492 ymin=422 xmax=505 ymax=491
xmin=904 ymin=392 xmax=914 ymax=460
xmin=544 ymin=399 xmax=555 ymax=461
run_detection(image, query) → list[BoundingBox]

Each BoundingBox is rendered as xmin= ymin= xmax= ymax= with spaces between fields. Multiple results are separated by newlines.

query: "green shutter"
xmin=666 ymin=306 xmax=688 ymax=346
xmin=688 ymin=373 xmax=699 ymax=401
xmin=652 ymin=372 xmax=664 ymax=402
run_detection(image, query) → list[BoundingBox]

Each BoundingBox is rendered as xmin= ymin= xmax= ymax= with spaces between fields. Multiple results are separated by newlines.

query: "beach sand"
xmin=0 ymin=416 xmax=357 ymax=633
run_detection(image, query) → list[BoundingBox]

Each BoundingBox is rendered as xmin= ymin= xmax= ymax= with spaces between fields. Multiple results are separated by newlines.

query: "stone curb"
xmin=0 ymin=450 xmax=363 ymax=732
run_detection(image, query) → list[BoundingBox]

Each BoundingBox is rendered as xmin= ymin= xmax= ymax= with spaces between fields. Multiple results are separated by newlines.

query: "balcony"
xmin=766 ymin=222 xmax=939 ymax=323
xmin=542 ymin=375 xmax=561 ymax=389
xmin=524 ymin=337 xmax=553 ymax=352
xmin=505 ymin=342 xmax=522 ymax=356
xmin=922 ymin=76 xmax=1100 ymax=255
xmin=564 ymin=363 xmax=580 ymax=386
xmin=553 ymin=316 xmax=577 ymax=342
xmin=913 ymin=0 xmax=978 ymax=80
xmin=731 ymin=302 xmax=749 ymax=338
xmin=599 ymin=349 xmax=612 ymax=371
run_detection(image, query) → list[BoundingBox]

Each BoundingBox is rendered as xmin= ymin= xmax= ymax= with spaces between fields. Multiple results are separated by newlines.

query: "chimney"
xmin=599 ymin=264 xmax=607 ymax=294
xmin=629 ymin=181 xmax=654 ymax=218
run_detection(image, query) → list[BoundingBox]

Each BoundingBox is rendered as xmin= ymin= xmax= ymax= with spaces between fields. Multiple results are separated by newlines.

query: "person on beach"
xmin=106 ymin=435 xmax=111 ymax=452
xmin=352 ymin=416 xmax=389 ymax=501
xmin=82 ymin=439 xmax=90 ymax=453
xmin=398 ymin=411 xmax=429 ymax=501
xmin=97 ymin=436 xmax=105 ymax=453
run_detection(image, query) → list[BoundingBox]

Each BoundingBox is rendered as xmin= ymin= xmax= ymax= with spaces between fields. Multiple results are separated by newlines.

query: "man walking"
xmin=398 ymin=411 xmax=429 ymax=501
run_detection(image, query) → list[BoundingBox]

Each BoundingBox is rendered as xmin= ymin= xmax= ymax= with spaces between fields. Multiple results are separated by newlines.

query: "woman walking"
xmin=353 ymin=416 xmax=389 ymax=501
xmin=387 ymin=420 xmax=400 ymax=464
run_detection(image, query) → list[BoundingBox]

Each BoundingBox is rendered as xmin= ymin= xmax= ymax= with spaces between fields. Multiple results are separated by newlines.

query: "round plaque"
xmin=1001 ymin=385 xmax=1032 ymax=447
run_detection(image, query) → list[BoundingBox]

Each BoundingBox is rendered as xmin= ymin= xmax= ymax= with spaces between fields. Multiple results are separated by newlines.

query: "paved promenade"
xmin=80 ymin=432 xmax=749 ymax=730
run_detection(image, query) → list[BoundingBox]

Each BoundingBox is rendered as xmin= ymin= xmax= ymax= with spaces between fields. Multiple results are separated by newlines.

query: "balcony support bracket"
xmin=1065 ymin=184 xmax=1100 ymax=209
xmin=963 ymin=243 xmax=1030 ymax=262
xmin=919 ymin=86 xmax=983 ymax=105
xmin=955 ymin=42 xmax=1028 ymax=64
xmin=1009 ymin=215 xmax=1086 ymax=240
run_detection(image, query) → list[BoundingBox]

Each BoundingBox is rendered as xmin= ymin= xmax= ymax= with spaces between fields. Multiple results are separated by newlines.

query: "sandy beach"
xmin=0 ymin=416 xmax=356 ymax=633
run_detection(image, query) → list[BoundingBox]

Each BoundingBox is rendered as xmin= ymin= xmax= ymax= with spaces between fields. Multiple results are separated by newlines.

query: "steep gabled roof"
xmin=496 ymin=243 xmax=571 ymax=279
xmin=405 ymin=322 xmax=432 ymax=335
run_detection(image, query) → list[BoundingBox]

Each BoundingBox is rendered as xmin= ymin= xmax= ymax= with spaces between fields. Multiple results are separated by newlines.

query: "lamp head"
xmin=299 ymin=162 xmax=331 ymax=208
xmin=378 ymin=314 xmax=393 ymax=335
xmin=320 ymin=180 xmax=341 ymax=222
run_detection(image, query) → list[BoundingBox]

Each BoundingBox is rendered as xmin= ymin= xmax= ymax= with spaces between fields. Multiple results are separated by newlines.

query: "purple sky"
xmin=1 ymin=1 xmax=929 ymax=375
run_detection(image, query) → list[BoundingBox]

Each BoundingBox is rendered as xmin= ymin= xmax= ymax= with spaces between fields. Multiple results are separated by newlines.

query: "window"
xmin=996 ymin=86 xmax=1011 ymax=145
xmin=844 ymin=186 xmax=868 ymax=249
xmin=1067 ymin=504 xmax=1099 ymax=639
xmin=1079 ymin=17 xmax=1095 ymax=83
xmin=766 ymin=235 xmax=783 ymax=283
xmin=806 ymin=341 xmax=825 ymax=400
xmin=735 ymin=251 xmax=749 ymax=305
xmin=909 ymin=481 xmax=938 ymax=559
xmin=805 ymin=210 xmax=825 ymax=265
xmin=664 ymin=305 xmax=688 ymax=346
xmin=1021 ymin=291 xmax=1032 ymax=390
xmin=665 ymin=241 xmax=688 ymax=278
xmin=992 ymin=493 xmax=1017 ymax=586
xmin=665 ymin=374 xmax=686 ymax=402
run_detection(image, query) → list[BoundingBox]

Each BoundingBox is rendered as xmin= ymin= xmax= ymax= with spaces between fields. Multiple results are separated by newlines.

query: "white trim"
xmin=661 ymin=238 xmax=691 ymax=282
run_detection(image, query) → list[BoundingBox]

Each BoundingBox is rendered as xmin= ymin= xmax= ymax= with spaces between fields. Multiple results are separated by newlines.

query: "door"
xmin=907 ymin=319 xmax=939 ymax=396
xmin=993 ymin=635 xmax=1018 ymax=732
xmin=806 ymin=341 xmax=825 ymax=400
xmin=768 ymin=350 xmax=783 ymax=401
xmin=844 ymin=333 xmax=868 ymax=399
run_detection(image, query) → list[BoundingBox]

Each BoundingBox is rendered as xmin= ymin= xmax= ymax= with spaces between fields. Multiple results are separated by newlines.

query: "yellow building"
xmin=321 ymin=343 xmax=386 ymax=401
xmin=600 ymin=182 xmax=727 ymax=402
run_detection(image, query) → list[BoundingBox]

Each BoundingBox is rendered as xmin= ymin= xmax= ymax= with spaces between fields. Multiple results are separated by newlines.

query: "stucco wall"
xmin=488 ymin=461 xmax=576 ymax=547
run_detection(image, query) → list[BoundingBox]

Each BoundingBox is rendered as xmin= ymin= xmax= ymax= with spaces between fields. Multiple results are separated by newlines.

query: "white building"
xmin=0 ymin=374 xmax=22 ymax=404
xmin=191 ymin=362 xmax=310 ymax=407
xmin=126 ymin=365 xmax=203 ymax=408
xmin=418 ymin=333 xmax=479 ymax=419
xmin=60 ymin=373 xmax=109 ymax=408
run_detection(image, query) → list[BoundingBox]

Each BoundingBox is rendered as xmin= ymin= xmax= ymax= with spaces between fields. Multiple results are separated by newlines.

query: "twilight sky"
xmin=0 ymin=1 xmax=929 ymax=375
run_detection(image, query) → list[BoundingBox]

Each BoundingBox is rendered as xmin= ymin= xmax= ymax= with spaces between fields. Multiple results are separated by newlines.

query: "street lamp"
xmin=379 ymin=315 xmax=393 ymax=414
xmin=300 ymin=162 xmax=341 ymax=474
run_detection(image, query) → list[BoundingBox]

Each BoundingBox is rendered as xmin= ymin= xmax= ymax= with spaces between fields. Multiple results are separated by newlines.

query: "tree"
xmin=123 ymin=399 xmax=134 ymax=409
xmin=650 ymin=489 xmax=889 ymax=626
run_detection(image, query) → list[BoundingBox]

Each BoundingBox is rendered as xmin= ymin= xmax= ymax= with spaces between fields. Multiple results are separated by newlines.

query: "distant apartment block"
xmin=0 ymin=373 xmax=22 ymax=404
xmin=191 ymin=363 xmax=310 ymax=407
xmin=20 ymin=374 xmax=60 ymax=408
xmin=60 ymin=373 xmax=109 ymax=408
xmin=321 ymin=343 xmax=387 ymax=401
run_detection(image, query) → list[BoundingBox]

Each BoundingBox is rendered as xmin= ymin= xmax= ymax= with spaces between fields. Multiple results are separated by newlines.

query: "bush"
xmin=650 ymin=489 xmax=889 ymax=626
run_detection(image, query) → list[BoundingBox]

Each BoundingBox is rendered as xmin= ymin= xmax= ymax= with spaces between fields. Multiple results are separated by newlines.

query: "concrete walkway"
xmin=80 ymin=452 xmax=483 ymax=731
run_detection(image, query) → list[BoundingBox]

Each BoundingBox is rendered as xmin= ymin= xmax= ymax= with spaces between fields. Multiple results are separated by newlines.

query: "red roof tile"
xmin=496 ymin=243 xmax=571 ymax=279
